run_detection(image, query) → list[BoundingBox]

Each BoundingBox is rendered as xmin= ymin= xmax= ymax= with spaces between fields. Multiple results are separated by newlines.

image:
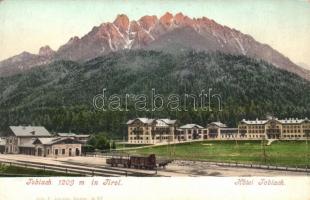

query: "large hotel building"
xmin=127 ymin=117 xmax=310 ymax=144
xmin=127 ymin=118 xmax=178 ymax=144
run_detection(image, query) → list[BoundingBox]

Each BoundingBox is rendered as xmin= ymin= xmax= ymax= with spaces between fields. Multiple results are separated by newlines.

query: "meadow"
xmin=125 ymin=140 xmax=310 ymax=167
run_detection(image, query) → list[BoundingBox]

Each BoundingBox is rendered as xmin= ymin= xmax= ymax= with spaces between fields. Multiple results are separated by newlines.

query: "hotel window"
xmin=55 ymin=149 xmax=58 ymax=155
xmin=62 ymin=149 xmax=65 ymax=155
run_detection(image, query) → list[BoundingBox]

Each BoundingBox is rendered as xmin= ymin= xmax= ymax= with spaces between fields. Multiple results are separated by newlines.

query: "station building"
xmin=4 ymin=126 xmax=83 ymax=157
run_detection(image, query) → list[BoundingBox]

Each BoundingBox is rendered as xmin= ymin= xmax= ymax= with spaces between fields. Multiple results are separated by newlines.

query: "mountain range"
xmin=0 ymin=12 xmax=309 ymax=80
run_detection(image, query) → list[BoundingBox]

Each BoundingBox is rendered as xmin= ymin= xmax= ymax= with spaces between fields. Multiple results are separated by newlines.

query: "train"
xmin=106 ymin=154 xmax=158 ymax=170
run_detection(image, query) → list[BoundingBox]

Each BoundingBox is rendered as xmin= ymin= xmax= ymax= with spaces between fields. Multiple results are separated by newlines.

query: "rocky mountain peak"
xmin=174 ymin=12 xmax=195 ymax=27
xmin=138 ymin=15 xmax=158 ymax=31
xmin=38 ymin=45 xmax=55 ymax=57
xmin=160 ymin=12 xmax=174 ymax=27
xmin=67 ymin=36 xmax=80 ymax=44
xmin=113 ymin=14 xmax=130 ymax=33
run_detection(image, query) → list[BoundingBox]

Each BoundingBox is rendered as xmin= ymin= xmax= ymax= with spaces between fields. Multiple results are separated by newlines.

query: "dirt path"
xmin=157 ymin=160 xmax=309 ymax=176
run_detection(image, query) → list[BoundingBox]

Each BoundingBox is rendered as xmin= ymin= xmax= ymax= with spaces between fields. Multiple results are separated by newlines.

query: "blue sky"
xmin=0 ymin=0 xmax=310 ymax=69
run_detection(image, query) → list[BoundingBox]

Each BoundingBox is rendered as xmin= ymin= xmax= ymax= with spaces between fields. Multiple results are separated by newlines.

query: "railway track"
xmin=172 ymin=159 xmax=310 ymax=174
xmin=0 ymin=158 xmax=160 ymax=177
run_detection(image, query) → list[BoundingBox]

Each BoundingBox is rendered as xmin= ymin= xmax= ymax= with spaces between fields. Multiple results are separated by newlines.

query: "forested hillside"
xmin=0 ymin=50 xmax=309 ymax=138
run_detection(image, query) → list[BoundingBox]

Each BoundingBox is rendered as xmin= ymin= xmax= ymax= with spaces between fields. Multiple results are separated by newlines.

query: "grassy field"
xmin=0 ymin=164 xmax=81 ymax=177
xmin=125 ymin=140 xmax=310 ymax=167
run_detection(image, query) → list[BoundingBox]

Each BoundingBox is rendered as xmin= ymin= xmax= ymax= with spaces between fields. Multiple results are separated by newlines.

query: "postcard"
xmin=0 ymin=0 xmax=309 ymax=199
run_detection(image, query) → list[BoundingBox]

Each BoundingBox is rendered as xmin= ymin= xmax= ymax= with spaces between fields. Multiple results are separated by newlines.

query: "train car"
xmin=106 ymin=156 xmax=130 ymax=167
xmin=106 ymin=154 xmax=156 ymax=170
xmin=130 ymin=154 xmax=156 ymax=170
xmin=131 ymin=154 xmax=156 ymax=169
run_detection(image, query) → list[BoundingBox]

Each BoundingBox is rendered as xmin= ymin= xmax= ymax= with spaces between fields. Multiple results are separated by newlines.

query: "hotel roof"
xmin=127 ymin=118 xmax=177 ymax=125
xmin=240 ymin=118 xmax=309 ymax=125
xmin=157 ymin=119 xmax=177 ymax=125
xmin=127 ymin=118 xmax=154 ymax=125
xmin=208 ymin=122 xmax=227 ymax=128
xmin=180 ymin=124 xmax=204 ymax=129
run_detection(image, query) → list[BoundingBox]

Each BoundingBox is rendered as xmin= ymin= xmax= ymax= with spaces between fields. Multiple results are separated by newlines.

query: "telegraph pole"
xmin=261 ymin=135 xmax=267 ymax=164
xmin=306 ymin=129 xmax=309 ymax=168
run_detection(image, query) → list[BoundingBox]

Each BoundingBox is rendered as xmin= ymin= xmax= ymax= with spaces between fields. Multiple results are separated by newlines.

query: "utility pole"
xmin=261 ymin=135 xmax=267 ymax=164
xmin=263 ymin=137 xmax=267 ymax=164
xmin=306 ymin=129 xmax=309 ymax=168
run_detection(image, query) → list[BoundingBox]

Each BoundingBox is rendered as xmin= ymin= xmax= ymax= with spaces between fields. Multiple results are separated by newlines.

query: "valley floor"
xmin=123 ymin=140 xmax=310 ymax=168
xmin=0 ymin=153 xmax=308 ymax=177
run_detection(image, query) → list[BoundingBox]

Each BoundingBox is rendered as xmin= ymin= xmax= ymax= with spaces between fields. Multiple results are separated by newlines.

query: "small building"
xmin=207 ymin=122 xmax=228 ymax=139
xmin=177 ymin=124 xmax=205 ymax=141
xmin=4 ymin=126 xmax=83 ymax=157
xmin=33 ymin=137 xmax=82 ymax=157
